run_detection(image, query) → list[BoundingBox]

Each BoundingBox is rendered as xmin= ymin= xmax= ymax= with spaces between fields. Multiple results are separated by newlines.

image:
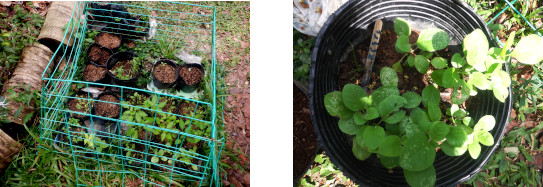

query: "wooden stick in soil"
xmin=37 ymin=1 xmax=83 ymax=51
xmin=361 ymin=19 xmax=383 ymax=87
xmin=1 ymin=43 xmax=54 ymax=125
xmin=0 ymin=128 xmax=22 ymax=171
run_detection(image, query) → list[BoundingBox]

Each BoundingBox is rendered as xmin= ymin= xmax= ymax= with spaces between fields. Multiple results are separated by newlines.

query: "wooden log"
xmin=37 ymin=1 xmax=82 ymax=51
xmin=1 ymin=43 xmax=54 ymax=125
xmin=0 ymin=128 xmax=22 ymax=171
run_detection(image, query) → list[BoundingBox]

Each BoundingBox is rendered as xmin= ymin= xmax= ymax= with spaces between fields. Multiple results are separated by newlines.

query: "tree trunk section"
xmin=1 ymin=43 xmax=54 ymax=125
xmin=0 ymin=129 xmax=22 ymax=171
xmin=37 ymin=1 xmax=81 ymax=51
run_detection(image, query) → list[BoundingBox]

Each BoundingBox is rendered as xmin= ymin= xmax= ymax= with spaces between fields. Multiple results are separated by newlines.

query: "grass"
xmin=0 ymin=1 xmax=249 ymax=186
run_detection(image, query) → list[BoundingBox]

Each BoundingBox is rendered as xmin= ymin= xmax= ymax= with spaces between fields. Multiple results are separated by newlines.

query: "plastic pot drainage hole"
xmin=309 ymin=0 xmax=512 ymax=186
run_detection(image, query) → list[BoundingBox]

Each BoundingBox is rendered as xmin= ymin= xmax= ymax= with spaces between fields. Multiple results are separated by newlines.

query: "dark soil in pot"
xmin=83 ymin=64 xmax=107 ymax=82
xmin=153 ymin=60 xmax=178 ymax=89
xmin=87 ymin=43 xmax=113 ymax=66
xmin=96 ymin=32 xmax=122 ymax=50
xmin=110 ymin=59 xmax=138 ymax=79
xmin=94 ymin=93 xmax=121 ymax=119
xmin=106 ymin=51 xmax=140 ymax=86
xmin=179 ymin=64 xmax=204 ymax=86
xmin=293 ymin=84 xmax=318 ymax=180
xmin=67 ymin=92 xmax=93 ymax=119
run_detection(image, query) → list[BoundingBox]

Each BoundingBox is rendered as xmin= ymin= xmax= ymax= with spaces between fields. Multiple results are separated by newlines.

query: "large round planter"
xmin=309 ymin=0 xmax=512 ymax=186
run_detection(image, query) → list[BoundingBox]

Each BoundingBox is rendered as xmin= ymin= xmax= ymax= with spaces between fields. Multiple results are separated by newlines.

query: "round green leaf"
xmin=385 ymin=111 xmax=406 ymax=124
xmin=477 ymin=131 xmax=494 ymax=146
xmin=395 ymin=35 xmax=412 ymax=53
xmin=370 ymin=86 xmax=400 ymax=106
xmin=380 ymin=67 xmax=399 ymax=87
xmin=355 ymin=126 xmax=368 ymax=146
xmin=417 ymin=119 xmax=433 ymax=132
xmin=342 ymin=84 xmax=367 ymax=111
xmin=404 ymin=166 xmax=436 ymax=187
xmin=440 ymin=141 xmax=467 ymax=156
xmin=429 ymin=121 xmax=450 ymax=141
xmin=460 ymin=124 xmax=474 ymax=136
xmin=353 ymin=112 xmax=367 ymax=125
xmin=401 ymin=117 xmax=422 ymax=138
xmin=338 ymin=117 xmax=359 ymax=135
xmin=353 ymin=140 xmax=371 ymax=161
xmin=324 ymin=91 xmax=353 ymax=118
xmin=445 ymin=126 xmax=467 ymax=147
xmin=470 ymin=72 xmax=490 ymax=90
xmin=378 ymin=95 xmax=406 ymax=118
xmin=407 ymin=55 xmax=415 ymax=67
xmin=402 ymin=91 xmax=421 ymax=108
xmin=451 ymin=53 xmax=466 ymax=68
xmin=474 ymin=115 xmax=495 ymax=132
xmin=431 ymin=57 xmax=447 ymax=69
xmin=379 ymin=155 xmax=400 ymax=169
xmin=427 ymin=102 xmax=442 ymax=122
xmin=362 ymin=126 xmax=386 ymax=150
xmin=468 ymin=141 xmax=481 ymax=159
xmin=463 ymin=29 xmax=488 ymax=72
xmin=410 ymin=107 xmax=429 ymax=125
xmin=416 ymin=28 xmax=450 ymax=52
xmin=415 ymin=55 xmax=429 ymax=74
xmin=421 ymin=85 xmax=440 ymax=107
xmin=394 ymin=17 xmax=411 ymax=36
xmin=364 ymin=107 xmax=379 ymax=120
xmin=379 ymin=135 xmax=401 ymax=157
xmin=511 ymin=34 xmax=543 ymax=65
xmin=492 ymin=84 xmax=509 ymax=103
xmin=399 ymin=132 xmax=436 ymax=171
xmin=442 ymin=68 xmax=460 ymax=88
xmin=386 ymin=123 xmax=401 ymax=136
xmin=491 ymin=70 xmax=511 ymax=88
xmin=392 ymin=61 xmax=403 ymax=73
xmin=463 ymin=117 xmax=475 ymax=127
xmin=430 ymin=69 xmax=445 ymax=86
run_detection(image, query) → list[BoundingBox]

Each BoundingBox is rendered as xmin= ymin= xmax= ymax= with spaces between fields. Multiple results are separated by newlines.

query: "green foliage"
xmin=293 ymin=29 xmax=316 ymax=84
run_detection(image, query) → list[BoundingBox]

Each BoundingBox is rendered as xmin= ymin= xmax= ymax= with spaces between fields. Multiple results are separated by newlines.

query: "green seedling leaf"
xmin=431 ymin=57 xmax=447 ymax=69
xmin=445 ymin=126 xmax=467 ymax=147
xmin=380 ymin=67 xmax=399 ymax=87
xmin=451 ymin=53 xmax=466 ymax=68
xmin=342 ymin=83 xmax=367 ymax=111
xmin=474 ymin=115 xmax=495 ymax=132
xmin=386 ymin=123 xmax=401 ymax=136
xmin=363 ymin=126 xmax=386 ymax=150
xmin=453 ymin=108 xmax=467 ymax=119
xmin=451 ymin=80 xmax=471 ymax=105
xmin=468 ymin=141 xmax=481 ymax=159
xmin=410 ymin=107 xmax=429 ymax=125
xmin=442 ymin=68 xmax=460 ymax=88
xmin=360 ymin=96 xmax=372 ymax=108
xmin=511 ymin=34 xmax=543 ymax=65
xmin=338 ymin=117 xmax=359 ymax=135
xmin=401 ymin=91 xmax=421 ymax=108
xmin=404 ymin=166 xmax=436 ymax=187
xmin=151 ymin=156 xmax=159 ymax=163
xmin=492 ymin=84 xmax=508 ymax=103
xmin=407 ymin=55 xmax=415 ymax=67
xmin=429 ymin=121 xmax=450 ymax=141
xmin=427 ymin=102 xmax=442 ymax=122
xmin=355 ymin=126 xmax=368 ymax=146
xmin=469 ymin=72 xmax=490 ymax=90
xmin=463 ymin=29 xmax=488 ymax=72
xmin=417 ymin=28 xmax=450 ymax=52
xmin=476 ymin=131 xmax=494 ymax=146
xmin=430 ymin=69 xmax=445 ymax=86
xmin=440 ymin=141 xmax=467 ymax=156
xmin=353 ymin=112 xmax=367 ymax=125
xmin=491 ymin=70 xmax=511 ymax=88
xmin=501 ymin=31 xmax=515 ymax=58
xmin=379 ymin=135 xmax=401 ymax=157
xmin=395 ymin=35 xmax=412 ymax=53
xmin=324 ymin=91 xmax=353 ymax=118
xmin=460 ymin=125 xmax=473 ymax=137
xmin=420 ymin=51 xmax=434 ymax=59
xmin=394 ymin=18 xmax=411 ymax=36
xmin=370 ymin=86 xmax=400 ymax=107
xmin=400 ymin=132 xmax=436 ymax=171
xmin=421 ymin=85 xmax=440 ymax=107
xmin=384 ymin=111 xmax=406 ymax=124
xmin=392 ymin=61 xmax=403 ymax=73
xmin=417 ymin=119 xmax=433 ymax=132
xmin=365 ymin=107 xmax=379 ymax=120
xmin=463 ymin=117 xmax=475 ymax=127
xmin=401 ymin=117 xmax=421 ymax=138
xmin=379 ymin=155 xmax=400 ymax=169
xmin=378 ymin=95 xmax=406 ymax=118
xmin=353 ymin=140 xmax=371 ymax=161
xmin=415 ymin=55 xmax=429 ymax=74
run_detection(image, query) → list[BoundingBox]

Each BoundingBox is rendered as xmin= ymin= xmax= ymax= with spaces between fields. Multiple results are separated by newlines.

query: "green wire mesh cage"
xmin=39 ymin=1 xmax=224 ymax=186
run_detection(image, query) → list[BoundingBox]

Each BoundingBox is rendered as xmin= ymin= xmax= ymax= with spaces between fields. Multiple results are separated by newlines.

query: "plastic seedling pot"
xmin=106 ymin=51 xmax=140 ymax=87
xmin=93 ymin=92 xmax=121 ymax=121
xmin=66 ymin=91 xmax=94 ymax=121
xmin=87 ymin=43 xmax=113 ymax=67
xmin=176 ymin=63 xmax=205 ymax=92
xmin=85 ymin=117 xmax=119 ymax=142
xmin=89 ymin=2 xmax=112 ymax=22
xmin=152 ymin=59 xmax=179 ymax=89
xmin=309 ymin=0 xmax=512 ymax=186
xmin=83 ymin=64 xmax=110 ymax=84
xmin=95 ymin=32 xmax=122 ymax=51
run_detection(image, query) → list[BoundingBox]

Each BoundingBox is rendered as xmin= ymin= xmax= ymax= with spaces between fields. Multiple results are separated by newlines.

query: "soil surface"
xmin=178 ymin=100 xmax=197 ymax=117
xmin=158 ymin=97 xmax=176 ymax=113
xmin=68 ymin=94 xmax=92 ymax=118
xmin=88 ymin=45 xmax=111 ymax=66
xmin=96 ymin=32 xmax=121 ymax=49
xmin=153 ymin=63 xmax=176 ymax=83
xmin=179 ymin=66 xmax=203 ymax=86
xmin=95 ymin=94 xmax=120 ymax=118
xmin=110 ymin=59 xmax=137 ymax=80
xmin=83 ymin=64 xmax=106 ymax=82
xmin=293 ymin=84 xmax=317 ymax=179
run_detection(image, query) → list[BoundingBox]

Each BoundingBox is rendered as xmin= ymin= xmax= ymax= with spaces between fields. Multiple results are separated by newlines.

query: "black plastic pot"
xmin=119 ymin=19 xmax=149 ymax=40
xmin=87 ymin=43 xmax=113 ymax=67
xmin=309 ymin=0 xmax=512 ymax=186
xmin=66 ymin=91 xmax=93 ymax=121
xmin=106 ymin=51 xmax=140 ymax=87
xmin=176 ymin=63 xmax=205 ymax=92
xmin=89 ymin=2 xmax=112 ymax=22
xmin=96 ymin=32 xmax=122 ymax=51
xmin=152 ymin=59 xmax=179 ymax=89
xmin=83 ymin=64 xmax=109 ymax=84
xmin=93 ymin=92 xmax=121 ymax=121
